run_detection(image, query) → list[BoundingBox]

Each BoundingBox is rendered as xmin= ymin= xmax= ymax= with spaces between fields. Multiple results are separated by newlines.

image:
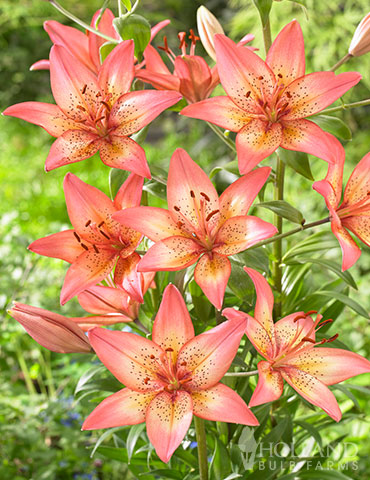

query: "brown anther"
xmin=95 ymin=92 xmax=102 ymax=98
xmin=280 ymin=102 xmax=289 ymax=111
xmin=73 ymin=231 xmax=81 ymax=242
xmin=144 ymin=377 xmax=150 ymax=384
xmin=188 ymin=29 xmax=200 ymax=44
xmin=150 ymin=354 xmax=155 ymax=359
xmin=306 ymin=310 xmax=318 ymax=316
xmin=85 ymin=220 xmax=91 ymax=227
xmin=99 ymin=230 xmax=110 ymax=240
xmin=277 ymin=73 xmax=283 ymax=78
xmin=326 ymin=333 xmax=339 ymax=343
xmin=81 ymin=243 xmax=89 ymax=251
xmin=245 ymin=91 xmax=251 ymax=98
xmin=158 ymin=36 xmax=170 ymax=53
xmin=318 ymin=319 xmax=333 ymax=328
xmin=367 ymin=191 xmax=370 ymax=196
xmin=98 ymin=221 xmax=105 ymax=228
xmin=181 ymin=361 xmax=187 ymax=366
xmin=200 ymin=192 xmax=210 ymax=202
xmin=190 ymin=190 xmax=195 ymax=198
xmin=76 ymin=105 xmax=86 ymax=112
xmin=302 ymin=337 xmax=316 ymax=344
xmin=178 ymin=31 xmax=188 ymax=50
xmin=286 ymin=91 xmax=292 ymax=99
xmin=258 ymin=75 xmax=264 ymax=80
xmin=294 ymin=314 xmax=306 ymax=323
xmin=206 ymin=209 xmax=220 ymax=222
xmin=93 ymin=244 xmax=99 ymax=254
xmin=174 ymin=206 xmax=180 ymax=212
xmin=81 ymin=84 xmax=87 ymax=94
xmin=177 ymin=221 xmax=184 ymax=228
xmin=165 ymin=347 xmax=174 ymax=352
xmin=100 ymin=100 xmax=111 ymax=111
xmin=94 ymin=116 xmax=106 ymax=123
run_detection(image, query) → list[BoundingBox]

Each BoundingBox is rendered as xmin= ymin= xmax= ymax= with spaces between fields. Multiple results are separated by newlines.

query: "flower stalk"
xmin=194 ymin=416 xmax=209 ymax=480
xmin=329 ymin=53 xmax=352 ymax=72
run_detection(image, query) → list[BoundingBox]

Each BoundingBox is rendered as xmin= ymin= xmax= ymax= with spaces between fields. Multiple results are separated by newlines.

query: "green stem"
xmin=15 ymin=346 xmax=36 ymax=395
xmin=39 ymin=349 xmax=56 ymax=398
xmin=48 ymin=0 xmax=119 ymax=43
xmin=118 ymin=0 xmax=122 ymax=16
xmin=272 ymin=154 xmax=285 ymax=319
xmin=206 ymin=123 xmax=236 ymax=153
xmin=224 ymin=370 xmax=258 ymax=377
xmin=248 ymin=216 xmax=330 ymax=250
xmin=314 ymin=98 xmax=370 ymax=115
xmin=329 ymin=53 xmax=352 ymax=72
xmin=151 ymin=174 xmax=167 ymax=185
xmin=262 ymin=17 xmax=272 ymax=54
xmin=194 ymin=416 xmax=208 ymax=480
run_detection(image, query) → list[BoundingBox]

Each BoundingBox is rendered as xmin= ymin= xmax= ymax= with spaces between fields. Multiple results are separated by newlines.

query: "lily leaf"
xmin=311 ymin=115 xmax=352 ymax=141
xmin=278 ymin=148 xmax=314 ymax=180
xmin=113 ymin=14 xmax=151 ymax=61
xmin=256 ymin=200 xmax=305 ymax=224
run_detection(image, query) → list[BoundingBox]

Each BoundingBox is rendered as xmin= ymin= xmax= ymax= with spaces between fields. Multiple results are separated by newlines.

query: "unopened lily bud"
xmin=197 ymin=6 xmax=224 ymax=61
xmin=10 ymin=303 xmax=92 ymax=353
xmin=349 ymin=12 xmax=370 ymax=57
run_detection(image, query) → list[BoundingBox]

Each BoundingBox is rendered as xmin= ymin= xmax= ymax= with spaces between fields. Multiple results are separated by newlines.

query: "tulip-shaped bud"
xmin=349 ymin=12 xmax=370 ymax=56
xmin=10 ymin=303 xmax=92 ymax=353
xmin=197 ymin=6 xmax=224 ymax=61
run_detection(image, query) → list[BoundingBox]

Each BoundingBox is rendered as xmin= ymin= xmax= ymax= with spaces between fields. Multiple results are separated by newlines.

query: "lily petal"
xmin=236 ymin=119 xmax=283 ymax=173
xmin=342 ymin=216 xmax=370 ymax=249
xmin=152 ymin=284 xmax=194 ymax=360
xmin=87 ymin=327 xmax=165 ymax=391
xmin=194 ymin=253 xmax=231 ymax=310
xmin=138 ymin=236 xmax=203 ymax=272
xmin=114 ymin=253 xmax=144 ymax=303
xmin=50 ymin=45 xmax=100 ymax=120
xmin=282 ymin=71 xmax=362 ymax=120
xmin=60 ymin=247 xmax=117 ymax=304
xmin=219 ymin=167 xmax=271 ymax=222
xmin=286 ymin=347 xmax=370 ymax=386
xmin=331 ymin=213 xmax=361 ymax=270
xmin=281 ymin=119 xmax=340 ymax=164
xmin=146 ymin=391 xmax=193 ymax=463
xmin=274 ymin=312 xmax=315 ymax=356
xmin=114 ymin=173 xmax=144 ymax=210
xmin=82 ymin=388 xmax=155 ymax=430
xmin=192 ymin=382 xmax=259 ymax=425
xmin=44 ymin=20 xmax=95 ymax=72
xmin=63 ymin=173 xmax=119 ymax=243
xmin=214 ymin=34 xmax=274 ymax=112
xmin=141 ymin=44 xmax=172 ymax=75
xmin=176 ymin=316 xmax=246 ymax=389
xmin=45 ymin=130 xmax=99 ymax=171
xmin=174 ymin=55 xmax=215 ymax=103
xmin=181 ymin=95 xmax=252 ymax=132
xmin=30 ymin=59 xmax=50 ymax=71
xmin=168 ymin=148 xmax=219 ymax=231
xmin=3 ymin=102 xmax=79 ymax=137
xmin=98 ymin=40 xmax=135 ymax=103
xmin=114 ymin=207 xmax=183 ymax=242
xmin=249 ymin=361 xmax=284 ymax=407
xmin=136 ymin=69 xmax=180 ymax=92
xmin=214 ymin=215 xmax=277 ymax=256
xmin=342 ymin=152 xmax=370 ymax=205
xmin=150 ymin=19 xmax=171 ymax=41
xmin=28 ymin=229 xmax=84 ymax=263
xmin=78 ymin=285 xmax=129 ymax=315
xmin=280 ymin=366 xmax=342 ymax=421
xmin=266 ymin=20 xmax=305 ymax=85
xmin=109 ymin=90 xmax=182 ymax=136
xmin=89 ymin=8 xmax=118 ymax=72
xmin=99 ymin=135 xmax=151 ymax=178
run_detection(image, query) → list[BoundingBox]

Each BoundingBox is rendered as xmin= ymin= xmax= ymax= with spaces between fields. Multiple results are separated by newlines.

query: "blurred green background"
xmin=1 ymin=0 xmax=370 ymax=479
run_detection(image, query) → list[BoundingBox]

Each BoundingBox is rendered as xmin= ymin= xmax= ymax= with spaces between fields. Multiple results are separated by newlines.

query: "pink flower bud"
xmin=349 ymin=12 xmax=370 ymax=56
xmin=197 ymin=6 xmax=224 ymax=61
xmin=10 ymin=303 xmax=92 ymax=353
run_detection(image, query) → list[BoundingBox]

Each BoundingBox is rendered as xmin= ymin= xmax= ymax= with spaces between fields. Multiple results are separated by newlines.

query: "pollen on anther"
xmin=190 ymin=190 xmax=195 ymax=198
xmin=85 ymin=220 xmax=91 ymax=227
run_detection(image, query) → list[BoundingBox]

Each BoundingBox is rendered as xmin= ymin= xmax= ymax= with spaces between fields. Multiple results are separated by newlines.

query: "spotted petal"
xmin=28 ymin=229 xmax=85 ymax=263
xmin=249 ymin=361 xmax=284 ymax=407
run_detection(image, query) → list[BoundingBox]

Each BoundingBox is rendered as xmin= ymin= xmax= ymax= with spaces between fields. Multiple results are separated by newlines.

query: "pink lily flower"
xmin=28 ymin=172 xmax=146 ymax=305
xmin=313 ymin=143 xmax=370 ymax=270
xmin=4 ymin=40 xmax=182 ymax=176
xmin=223 ymin=268 xmax=370 ymax=421
xmin=76 ymin=271 xmax=156 ymax=330
xmin=113 ymin=148 xmax=277 ymax=310
xmin=10 ymin=303 xmax=92 ymax=354
xmin=82 ymin=284 xmax=258 ymax=462
xmin=135 ymin=30 xmax=220 ymax=104
xmin=181 ymin=20 xmax=362 ymax=173
xmin=30 ymin=8 xmax=170 ymax=73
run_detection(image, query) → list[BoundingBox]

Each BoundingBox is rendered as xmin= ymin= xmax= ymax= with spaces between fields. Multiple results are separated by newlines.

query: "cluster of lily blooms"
xmin=5 ymin=6 xmax=370 ymax=463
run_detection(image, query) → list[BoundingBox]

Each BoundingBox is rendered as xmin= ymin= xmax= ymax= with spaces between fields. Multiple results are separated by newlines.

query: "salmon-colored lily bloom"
xmin=82 ymin=284 xmax=258 ymax=462
xmin=313 ymin=143 xmax=370 ymax=270
xmin=9 ymin=303 xmax=92 ymax=354
xmin=29 ymin=172 xmax=145 ymax=305
xmin=30 ymin=8 xmax=170 ymax=73
xmin=4 ymin=40 xmax=182 ymax=176
xmin=181 ymin=20 xmax=362 ymax=173
xmin=223 ymin=268 xmax=370 ymax=421
xmin=114 ymin=148 xmax=277 ymax=309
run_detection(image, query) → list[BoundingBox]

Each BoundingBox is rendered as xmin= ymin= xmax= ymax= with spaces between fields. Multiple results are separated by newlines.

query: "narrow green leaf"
xmin=121 ymin=0 xmax=132 ymax=11
xmin=256 ymin=200 xmax=304 ymax=224
xmin=99 ymin=41 xmax=116 ymax=63
xmin=315 ymin=290 xmax=369 ymax=318
xmin=75 ymin=365 xmax=105 ymax=394
xmin=332 ymin=384 xmax=360 ymax=408
xmin=139 ymin=470 xmax=183 ymax=479
xmin=295 ymin=420 xmax=323 ymax=449
xmin=311 ymin=115 xmax=352 ymax=141
xmin=210 ymin=436 xmax=232 ymax=480
xmin=278 ymin=148 xmax=314 ymax=180
xmin=143 ymin=180 xmax=167 ymax=200
xmin=127 ymin=424 xmax=146 ymax=462
xmin=109 ymin=168 xmax=130 ymax=200
xmin=91 ymin=427 xmax=124 ymax=458
xmin=285 ymin=257 xmax=357 ymax=289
